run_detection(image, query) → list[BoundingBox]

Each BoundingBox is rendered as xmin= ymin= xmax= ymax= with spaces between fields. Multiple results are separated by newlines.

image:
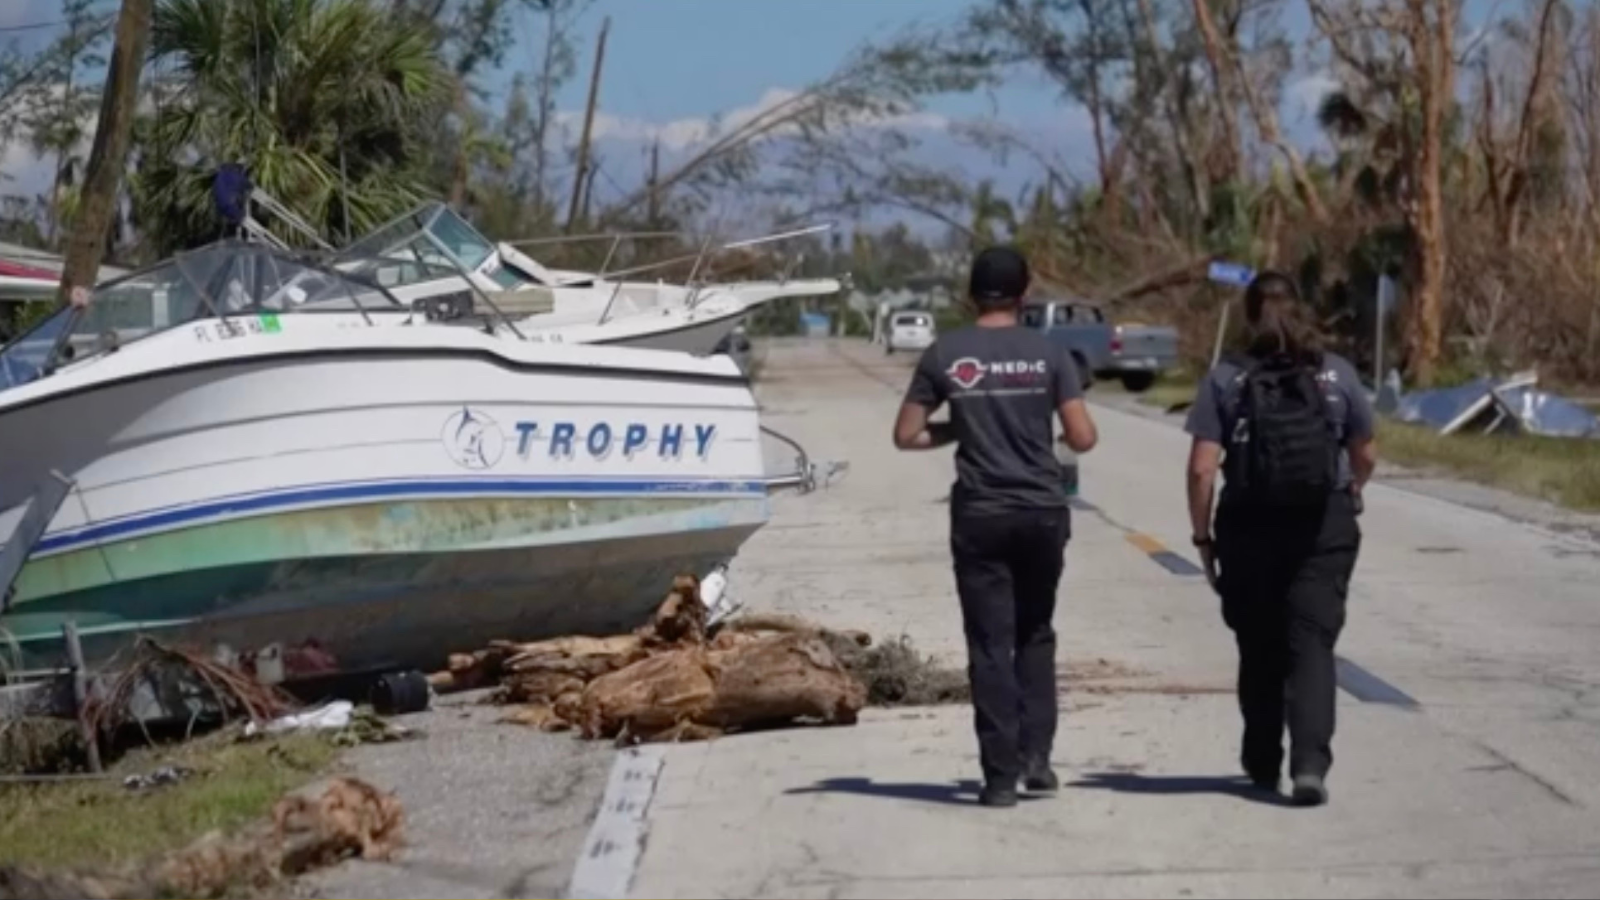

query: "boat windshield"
xmin=332 ymin=202 xmax=545 ymax=291
xmin=0 ymin=241 xmax=401 ymax=393
xmin=340 ymin=203 xmax=492 ymax=271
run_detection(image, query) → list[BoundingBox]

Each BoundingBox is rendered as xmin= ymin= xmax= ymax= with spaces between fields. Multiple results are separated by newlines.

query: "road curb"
xmin=565 ymin=745 xmax=666 ymax=900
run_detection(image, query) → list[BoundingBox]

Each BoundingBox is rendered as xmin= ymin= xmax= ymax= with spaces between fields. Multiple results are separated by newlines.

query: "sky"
xmin=0 ymin=0 xmax=1499 ymax=230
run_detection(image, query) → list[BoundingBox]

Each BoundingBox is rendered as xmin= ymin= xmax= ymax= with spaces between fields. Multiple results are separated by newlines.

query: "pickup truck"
xmin=1020 ymin=298 xmax=1180 ymax=393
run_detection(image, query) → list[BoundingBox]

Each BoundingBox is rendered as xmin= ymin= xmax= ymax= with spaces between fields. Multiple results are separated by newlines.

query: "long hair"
xmin=1243 ymin=270 xmax=1322 ymax=362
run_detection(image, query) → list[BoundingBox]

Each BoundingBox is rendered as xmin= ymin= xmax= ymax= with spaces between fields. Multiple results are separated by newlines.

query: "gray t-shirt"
xmin=904 ymin=325 xmax=1084 ymax=516
xmin=1183 ymin=352 xmax=1375 ymax=490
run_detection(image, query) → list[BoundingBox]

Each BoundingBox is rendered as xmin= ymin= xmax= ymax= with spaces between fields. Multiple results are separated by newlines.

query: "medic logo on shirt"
xmin=947 ymin=357 xmax=987 ymax=390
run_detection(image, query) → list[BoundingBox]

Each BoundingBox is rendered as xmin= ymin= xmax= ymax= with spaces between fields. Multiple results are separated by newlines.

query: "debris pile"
xmin=431 ymin=576 xmax=874 ymax=743
xmin=86 ymin=637 xmax=300 ymax=737
xmin=1390 ymin=369 xmax=1600 ymax=439
xmin=0 ymin=776 xmax=402 ymax=900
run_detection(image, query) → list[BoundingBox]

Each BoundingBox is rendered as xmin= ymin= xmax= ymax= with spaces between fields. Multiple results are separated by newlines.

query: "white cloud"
xmin=0 ymin=81 xmax=99 ymax=201
xmin=1284 ymin=70 xmax=1341 ymax=123
xmin=559 ymin=86 xmax=950 ymax=153
xmin=0 ymin=142 xmax=54 ymax=197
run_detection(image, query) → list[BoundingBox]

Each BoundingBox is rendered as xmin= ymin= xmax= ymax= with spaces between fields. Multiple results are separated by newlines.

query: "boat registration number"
xmin=194 ymin=314 xmax=282 ymax=342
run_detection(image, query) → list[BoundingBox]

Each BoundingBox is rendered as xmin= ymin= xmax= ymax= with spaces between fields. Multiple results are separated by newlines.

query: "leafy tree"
xmin=22 ymin=0 xmax=113 ymax=248
xmin=132 ymin=0 xmax=452 ymax=255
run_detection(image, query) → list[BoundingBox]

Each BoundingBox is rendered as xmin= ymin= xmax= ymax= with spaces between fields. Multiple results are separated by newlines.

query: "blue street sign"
xmin=1207 ymin=260 xmax=1255 ymax=287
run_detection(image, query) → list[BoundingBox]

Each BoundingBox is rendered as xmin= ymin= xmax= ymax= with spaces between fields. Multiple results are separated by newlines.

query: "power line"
xmin=0 ymin=19 xmax=68 ymax=35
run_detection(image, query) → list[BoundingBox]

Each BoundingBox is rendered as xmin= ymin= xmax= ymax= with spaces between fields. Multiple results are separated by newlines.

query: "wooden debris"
xmin=496 ymin=704 xmax=571 ymax=732
xmin=576 ymin=648 xmax=718 ymax=740
xmin=702 ymin=632 xmax=866 ymax=729
xmin=716 ymin=612 xmax=872 ymax=647
xmin=433 ymin=574 xmax=872 ymax=743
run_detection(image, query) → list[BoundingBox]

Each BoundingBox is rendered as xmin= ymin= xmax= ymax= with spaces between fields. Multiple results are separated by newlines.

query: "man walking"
xmin=893 ymin=246 xmax=1099 ymax=808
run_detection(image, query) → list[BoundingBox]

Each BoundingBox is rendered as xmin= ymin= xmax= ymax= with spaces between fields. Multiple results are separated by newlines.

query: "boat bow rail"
xmin=761 ymin=425 xmax=849 ymax=495
xmin=503 ymin=222 xmax=843 ymax=326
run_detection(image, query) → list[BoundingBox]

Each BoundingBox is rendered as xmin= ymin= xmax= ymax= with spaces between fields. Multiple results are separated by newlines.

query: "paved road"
xmin=297 ymin=695 xmax=613 ymax=900
xmin=621 ymin=338 xmax=1600 ymax=899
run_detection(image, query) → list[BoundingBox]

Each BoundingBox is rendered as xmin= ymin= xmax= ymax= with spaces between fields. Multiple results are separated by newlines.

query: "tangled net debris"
xmin=84 ymin=638 xmax=300 ymax=738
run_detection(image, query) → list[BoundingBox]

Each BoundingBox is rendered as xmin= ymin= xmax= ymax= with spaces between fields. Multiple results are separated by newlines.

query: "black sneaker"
xmin=1246 ymin=768 xmax=1280 ymax=793
xmin=979 ymin=784 xmax=1019 ymax=807
xmin=1290 ymin=774 xmax=1328 ymax=807
xmin=1022 ymin=758 xmax=1059 ymax=793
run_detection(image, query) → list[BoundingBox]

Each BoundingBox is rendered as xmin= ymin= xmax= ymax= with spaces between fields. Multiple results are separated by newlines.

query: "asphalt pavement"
xmin=619 ymin=338 xmax=1600 ymax=900
xmin=297 ymin=337 xmax=1600 ymax=900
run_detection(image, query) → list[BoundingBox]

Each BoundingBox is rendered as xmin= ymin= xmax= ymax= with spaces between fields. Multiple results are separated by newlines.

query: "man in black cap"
xmin=893 ymin=245 xmax=1099 ymax=807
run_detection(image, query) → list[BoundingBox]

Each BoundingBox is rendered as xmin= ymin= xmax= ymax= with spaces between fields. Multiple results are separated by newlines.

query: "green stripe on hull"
xmin=3 ymin=495 xmax=765 ymax=649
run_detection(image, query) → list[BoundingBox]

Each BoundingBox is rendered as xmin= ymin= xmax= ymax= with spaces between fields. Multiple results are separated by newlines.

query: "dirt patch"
xmin=1057 ymin=658 xmax=1232 ymax=696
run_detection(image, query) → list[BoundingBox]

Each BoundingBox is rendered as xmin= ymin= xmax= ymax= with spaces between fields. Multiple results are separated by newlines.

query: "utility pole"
xmin=566 ymin=15 xmax=610 ymax=232
xmin=579 ymin=160 xmax=600 ymax=224
xmin=646 ymin=138 xmax=661 ymax=226
xmin=58 ymin=0 xmax=153 ymax=308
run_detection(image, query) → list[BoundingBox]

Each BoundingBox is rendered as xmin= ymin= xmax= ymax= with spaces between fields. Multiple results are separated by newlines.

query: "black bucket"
xmin=370 ymin=670 xmax=431 ymax=716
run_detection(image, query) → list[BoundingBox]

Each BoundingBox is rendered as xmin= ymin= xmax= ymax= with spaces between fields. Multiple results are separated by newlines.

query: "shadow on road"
xmin=1069 ymin=772 xmax=1293 ymax=807
xmin=784 ymin=777 xmax=1047 ymax=807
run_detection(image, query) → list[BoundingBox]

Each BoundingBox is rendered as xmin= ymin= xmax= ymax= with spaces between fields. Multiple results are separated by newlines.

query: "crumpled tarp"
xmin=1392 ymin=371 xmax=1600 ymax=438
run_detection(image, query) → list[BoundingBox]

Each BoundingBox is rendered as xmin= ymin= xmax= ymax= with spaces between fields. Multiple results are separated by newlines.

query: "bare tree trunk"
xmin=1074 ymin=0 xmax=1119 ymax=217
xmin=1203 ymin=0 xmax=1327 ymax=223
xmin=1132 ymin=0 xmax=1209 ymax=225
xmin=57 ymin=0 xmax=152 ymax=306
xmin=1189 ymin=0 xmax=1241 ymax=183
xmin=1501 ymin=0 xmax=1561 ymax=248
xmin=1405 ymin=0 xmax=1457 ymax=386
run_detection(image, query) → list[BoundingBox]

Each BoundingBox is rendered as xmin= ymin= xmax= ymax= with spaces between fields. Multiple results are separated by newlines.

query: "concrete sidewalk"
xmin=617 ymin=339 xmax=1600 ymax=900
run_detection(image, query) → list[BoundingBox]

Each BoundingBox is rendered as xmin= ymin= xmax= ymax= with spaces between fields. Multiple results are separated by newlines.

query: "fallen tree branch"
xmin=0 ymin=777 xmax=402 ymax=900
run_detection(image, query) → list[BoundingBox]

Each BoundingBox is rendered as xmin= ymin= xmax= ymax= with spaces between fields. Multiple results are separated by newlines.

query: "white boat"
xmin=323 ymin=202 xmax=844 ymax=355
xmin=0 ymin=241 xmax=826 ymax=678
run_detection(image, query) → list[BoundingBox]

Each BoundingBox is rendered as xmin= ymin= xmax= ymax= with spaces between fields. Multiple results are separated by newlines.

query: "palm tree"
xmin=133 ymin=0 xmax=450 ymax=256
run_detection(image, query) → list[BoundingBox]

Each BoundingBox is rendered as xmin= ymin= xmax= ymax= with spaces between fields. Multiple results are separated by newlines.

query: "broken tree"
xmin=431 ymin=575 xmax=870 ymax=743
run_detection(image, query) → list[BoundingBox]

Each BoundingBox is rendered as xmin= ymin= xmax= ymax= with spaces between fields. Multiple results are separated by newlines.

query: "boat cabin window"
xmin=0 ymin=305 xmax=72 ymax=390
xmin=487 ymin=263 xmax=538 ymax=290
xmin=426 ymin=208 xmax=494 ymax=272
xmin=0 ymin=242 xmax=408 ymax=393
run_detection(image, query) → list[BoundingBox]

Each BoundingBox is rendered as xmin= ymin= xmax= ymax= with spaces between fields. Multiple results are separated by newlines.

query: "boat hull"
xmin=1 ymin=330 xmax=768 ymax=675
xmin=6 ymin=494 xmax=765 ymax=674
xmin=599 ymin=310 xmax=741 ymax=356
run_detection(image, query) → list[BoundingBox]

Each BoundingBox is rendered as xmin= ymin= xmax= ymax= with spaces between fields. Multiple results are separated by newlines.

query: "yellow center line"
xmin=1125 ymin=532 xmax=1168 ymax=556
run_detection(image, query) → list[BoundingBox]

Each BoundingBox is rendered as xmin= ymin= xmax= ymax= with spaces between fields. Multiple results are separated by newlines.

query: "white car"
xmin=885 ymin=311 xmax=936 ymax=355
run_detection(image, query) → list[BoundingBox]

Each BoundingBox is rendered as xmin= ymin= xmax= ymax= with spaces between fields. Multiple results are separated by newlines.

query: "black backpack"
xmin=1222 ymin=353 xmax=1339 ymax=511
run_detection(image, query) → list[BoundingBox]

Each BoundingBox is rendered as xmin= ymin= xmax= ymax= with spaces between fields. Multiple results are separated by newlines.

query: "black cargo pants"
xmin=949 ymin=506 xmax=1071 ymax=786
xmin=1215 ymin=491 xmax=1361 ymax=780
